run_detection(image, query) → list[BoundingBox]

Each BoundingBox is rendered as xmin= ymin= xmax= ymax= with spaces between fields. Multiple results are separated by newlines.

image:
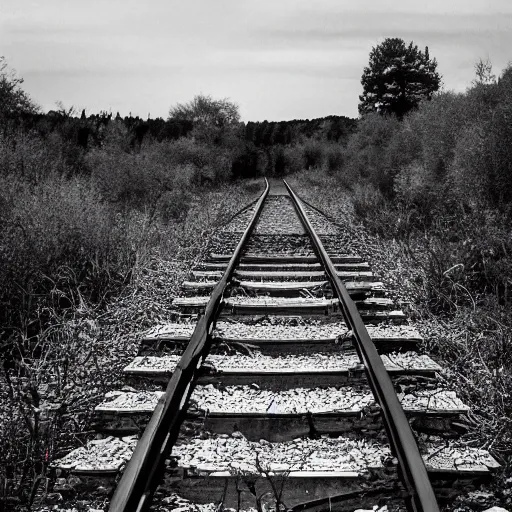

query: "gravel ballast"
xmin=143 ymin=321 xmax=423 ymax=342
xmin=125 ymin=351 xmax=440 ymax=374
xmin=302 ymin=202 xmax=343 ymax=236
xmin=221 ymin=204 xmax=258 ymax=233
xmin=52 ymin=432 xmax=499 ymax=475
xmin=52 ymin=435 xmax=138 ymax=472
xmin=253 ymin=196 xmax=307 ymax=235
xmin=96 ymin=385 xmax=468 ymax=415
xmin=171 ymin=432 xmax=499 ymax=474
xmin=173 ymin=433 xmax=389 ymax=473
xmin=216 ymin=321 xmax=422 ymax=341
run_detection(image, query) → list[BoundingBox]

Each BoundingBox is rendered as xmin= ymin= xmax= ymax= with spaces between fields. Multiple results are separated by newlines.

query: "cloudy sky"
xmin=2 ymin=0 xmax=512 ymax=121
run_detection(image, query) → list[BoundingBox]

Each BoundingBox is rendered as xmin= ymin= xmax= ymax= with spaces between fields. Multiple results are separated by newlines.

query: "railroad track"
xmin=47 ymin=179 xmax=499 ymax=512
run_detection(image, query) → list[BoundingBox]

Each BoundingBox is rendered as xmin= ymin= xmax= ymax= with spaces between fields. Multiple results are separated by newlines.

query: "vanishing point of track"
xmin=49 ymin=179 xmax=499 ymax=512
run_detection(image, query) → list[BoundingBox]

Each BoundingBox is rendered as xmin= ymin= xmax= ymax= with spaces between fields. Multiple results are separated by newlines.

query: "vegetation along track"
xmin=46 ymin=179 xmax=499 ymax=512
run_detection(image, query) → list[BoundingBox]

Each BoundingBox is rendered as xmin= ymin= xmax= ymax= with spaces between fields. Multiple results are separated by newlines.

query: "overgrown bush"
xmin=0 ymin=171 xmax=134 ymax=324
xmin=0 ymin=65 xmax=271 ymax=507
xmin=283 ymin=145 xmax=304 ymax=175
xmin=0 ymin=131 xmax=67 ymax=183
xmin=302 ymin=139 xmax=324 ymax=170
xmin=324 ymin=143 xmax=344 ymax=174
xmin=343 ymin=112 xmax=401 ymax=195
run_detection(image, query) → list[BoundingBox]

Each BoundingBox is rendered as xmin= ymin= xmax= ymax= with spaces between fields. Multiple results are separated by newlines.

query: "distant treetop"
xmin=169 ymin=94 xmax=240 ymax=128
xmin=359 ymin=38 xmax=441 ymax=118
xmin=168 ymin=94 xmax=241 ymax=145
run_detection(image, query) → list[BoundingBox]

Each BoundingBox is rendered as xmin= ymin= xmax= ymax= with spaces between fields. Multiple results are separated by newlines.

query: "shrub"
xmin=0 ymin=131 xmax=66 ymax=183
xmin=341 ymin=68 xmax=512 ymax=219
xmin=393 ymin=161 xmax=447 ymax=226
xmin=350 ymin=182 xmax=394 ymax=233
xmin=283 ymin=145 xmax=304 ymax=174
xmin=343 ymin=112 xmax=400 ymax=194
xmin=0 ymin=173 xmax=135 ymax=319
xmin=448 ymin=124 xmax=489 ymax=207
xmin=159 ymin=187 xmax=193 ymax=223
xmin=86 ymin=126 xmax=166 ymax=208
xmin=324 ymin=143 xmax=344 ymax=174
xmin=302 ymin=139 xmax=324 ymax=169
xmin=407 ymin=92 xmax=467 ymax=179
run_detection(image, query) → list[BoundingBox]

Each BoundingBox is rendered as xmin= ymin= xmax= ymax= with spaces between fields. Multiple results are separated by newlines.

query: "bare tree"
xmin=472 ymin=58 xmax=496 ymax=86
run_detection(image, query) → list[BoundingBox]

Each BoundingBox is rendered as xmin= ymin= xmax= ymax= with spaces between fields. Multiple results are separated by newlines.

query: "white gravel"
xmin=397 ymin=389 xmax=469 ymax=412
xmin=423 ymin=441 xmax=500 ymax=471
xmin=191 ymin=384 xmax=374 ymax=414
xmin=172 ymin=434 xmax=388 ymax=473
xmin=143 ymin=321 xmax=423 ymax=342
xmin=52 ymin=433 xmax=499 ymax=474
xmin=171 ymin=433 xmax=500 ymax=474
xmin=153 ymin=494 xmax=222 ymax=512
xmin=221 ymin=205 xmax=257 ymax=233
xmin=382 ymin=352 xmax=440 ymax=371
xmin=52 ymin=435 xmax=137 ymax=472
xmin=253 ymin=197 xmax=306 ymax=235
xmin=96 ymin=386 xmax=467 ymax=415
xmin=215 ymin=320 xmax=350 ymax=340
xmin=125 ymin=351 xmax=439 ymax=374
xmin=244 ymin=235 xmax=316 ymax=256
xmin=217 ymin=321 xmax=417 ymax=341
xmin=126 ymin=352 xmax=360 ymax=373
xmin=96 ymin=390 xmax=164 ymax=412
xmin=365 ymin=325 xmax=423 ymax=340
xmin=302 ymin=203 xmax=343 ymax=236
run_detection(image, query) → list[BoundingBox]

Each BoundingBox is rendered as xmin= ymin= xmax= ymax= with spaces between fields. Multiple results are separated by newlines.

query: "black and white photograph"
xmin=1 ymin=1 xmax=511 ymax=511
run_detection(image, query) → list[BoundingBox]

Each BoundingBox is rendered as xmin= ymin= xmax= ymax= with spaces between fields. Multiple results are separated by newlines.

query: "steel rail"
xmin=284 ymin=180 xmax=440 ymax=512
xmin=109 ymin=178 xmax=269 ymax=512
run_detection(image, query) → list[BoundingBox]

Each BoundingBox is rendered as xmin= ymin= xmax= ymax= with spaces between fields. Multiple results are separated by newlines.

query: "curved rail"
xmin=109 ymin=179 xmax=270 ymax=512
xmin=284 ymin=180 xmax=440 ymax=512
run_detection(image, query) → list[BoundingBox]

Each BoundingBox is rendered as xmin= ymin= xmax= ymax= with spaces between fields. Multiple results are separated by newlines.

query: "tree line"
xmin=1 ymin=90 xmax=356 ymax=182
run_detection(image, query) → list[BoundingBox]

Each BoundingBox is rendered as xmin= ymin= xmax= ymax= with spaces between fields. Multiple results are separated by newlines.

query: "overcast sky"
xmin=2 ymin=0 xmax=512 ymax=121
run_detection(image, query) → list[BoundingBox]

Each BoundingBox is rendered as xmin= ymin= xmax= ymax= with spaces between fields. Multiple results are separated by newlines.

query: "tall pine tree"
xmin=359 ymin=38 xmax=441 ymax=118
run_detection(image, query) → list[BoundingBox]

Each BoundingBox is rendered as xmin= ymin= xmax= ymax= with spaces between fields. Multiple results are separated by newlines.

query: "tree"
xmin=359 ymin=38 xmax=441 ymax=118
xmin=472 ymin=58 xmax=496 ymax=86
xmin=0 ymin=56 xmax=38 ymax=119
xmin=168 ymin=94 xmax=240 ymax=144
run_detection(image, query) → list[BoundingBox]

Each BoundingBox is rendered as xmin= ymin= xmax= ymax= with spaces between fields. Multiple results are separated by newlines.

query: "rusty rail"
xmin=284 ymin=180 xmax=440 ymax=512
xmin=109 ymin=179 xmax=269 ymax=512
